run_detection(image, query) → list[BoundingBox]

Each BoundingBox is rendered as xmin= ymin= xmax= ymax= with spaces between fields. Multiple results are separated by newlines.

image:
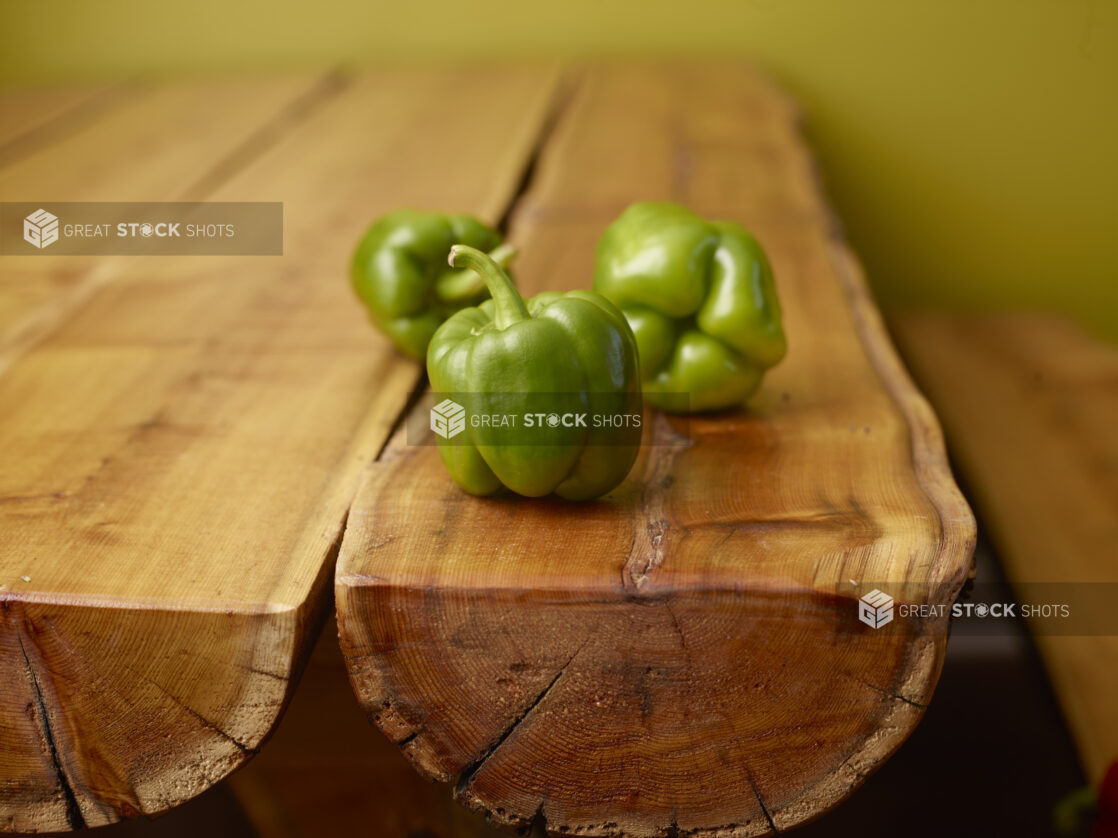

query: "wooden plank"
xmin=0 ymin=271 xmax=83 ymax=345
xmin=0 ymin=76 xmax=335 ymax=200
xmin=891 ymin=312 xmax=1118 ymax=784
xmin=336 ymin=62 xmax=975 ymax=837
xmin=0 ymin=65 xmax=562 ymax=832
xmin=523 ymin=62 xmax=820 ymax=225
xmin=0 ymin=74 xmax=335 ymax=367
xmin=0 ymin=84 xmax=119 ymax=151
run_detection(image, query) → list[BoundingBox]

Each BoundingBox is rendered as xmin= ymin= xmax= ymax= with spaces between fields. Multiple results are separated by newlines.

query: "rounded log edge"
xmin=0 ymin=594 xmax=321 ymax=833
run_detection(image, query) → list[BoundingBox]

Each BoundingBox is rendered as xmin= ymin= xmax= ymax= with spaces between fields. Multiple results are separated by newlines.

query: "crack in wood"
xmin=454 ymin=667 xmax=565 ymax=798
xmin=36 ymin=611 xmax=264 ymax=759
xmin=623 ymin=413 xmax=693 ymax=591
xmin=745 ymin=770 xmax=779 ymax=835
xmin=238 ymin=662 xmax=289 ymax=682
xmin=664 ymin=808 xmax=682 ymax=838
xmin=15 ymin=630 xmax=86 ymax=830
xmin=664 ymin=602 xmax=693 ymax=668
xmin=124 ymin=664 xmax=259 ymax=754
xmin=521 ymin=801 xmax=547 ymax=836
xmin=454 ymin=639 xmax=586 ymax=803
xmin=852 ymin=676 xmax=927 ymax=710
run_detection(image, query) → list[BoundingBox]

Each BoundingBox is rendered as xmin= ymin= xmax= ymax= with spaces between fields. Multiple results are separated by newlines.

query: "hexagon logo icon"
xmin=430 ymin=398 xmax=466 ymax=439
xmin=24 ymin=208 xmax=59 ymax=249
xmin=858 ymin=588 xmax=894 ymax=629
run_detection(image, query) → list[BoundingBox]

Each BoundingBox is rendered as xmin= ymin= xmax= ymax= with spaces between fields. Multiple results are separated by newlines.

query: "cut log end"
xmin=0 ymin=599 xmax=304 ymax=831
xmin=339 ymin=578 xmax=949 ymax=837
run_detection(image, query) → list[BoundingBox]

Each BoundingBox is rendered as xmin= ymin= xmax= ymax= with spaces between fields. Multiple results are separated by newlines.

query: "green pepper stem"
xmin=448 ymin=244 xmax=530 ymax=328
xmin=435 ymin=243 xmax=517 ymax=303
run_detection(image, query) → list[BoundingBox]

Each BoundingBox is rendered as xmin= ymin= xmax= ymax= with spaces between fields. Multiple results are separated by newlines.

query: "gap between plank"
xmin=371 ymin=69 xmax=580 ymax=463
xmin=493 ymin=69 xmax=580 ymax=237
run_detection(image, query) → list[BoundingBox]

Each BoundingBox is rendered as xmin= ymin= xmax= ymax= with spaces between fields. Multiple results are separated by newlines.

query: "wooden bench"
xmin=894 ymin=312 xmax=1118 ymax=786
xmin=0 ymin=63 xmax=975 ymax=835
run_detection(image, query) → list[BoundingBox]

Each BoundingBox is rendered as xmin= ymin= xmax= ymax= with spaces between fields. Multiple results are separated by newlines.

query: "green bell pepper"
xmin=594 ymin=201 xmax=786 ymax=413
xmin=427 ymin=245 xmax=641 ymax=500
xmin=351 ymin=209 xmax=516 ymax=359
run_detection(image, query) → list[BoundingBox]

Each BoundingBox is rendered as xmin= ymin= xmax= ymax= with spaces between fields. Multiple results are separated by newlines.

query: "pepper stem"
xmin=448 ymin=244 xmax=530 ymax=329
xmin=435 ymin=243 xmax=517 ymax=303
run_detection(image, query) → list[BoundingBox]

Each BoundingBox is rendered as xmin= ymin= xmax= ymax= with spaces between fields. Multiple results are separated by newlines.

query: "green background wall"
xmin=2 ymin=0 xmax=1115 ymax=339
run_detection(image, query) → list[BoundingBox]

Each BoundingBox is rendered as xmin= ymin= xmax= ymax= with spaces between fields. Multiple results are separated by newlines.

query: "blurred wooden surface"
xmin=0 ymin=84 xmax=120 ymax=152
xmin=892 ymin=312 xmax=1118 ymax=784
xmin=0 ymin=66 xmax=561 ymax=831
xmin=337 ymin=63 xmax=975 ymax=837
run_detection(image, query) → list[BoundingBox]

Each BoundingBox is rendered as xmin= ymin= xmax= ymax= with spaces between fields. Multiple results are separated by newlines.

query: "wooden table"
xmin=0 ymin=63 xmax=975 ymax=835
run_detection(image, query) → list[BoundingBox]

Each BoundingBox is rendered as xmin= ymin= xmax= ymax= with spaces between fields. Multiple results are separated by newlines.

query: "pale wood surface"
xmin=0 ymin=65 xmax=562 ymax=831
xmin=892 ymin=312 xmax=1118 ymax=784
xmin=0 ymin=74 xmax=334 ymax=370
xmin=337 ymin=63 xmax=975 ymax=837
xmin=0 ymin=84 xmax=119 ymax=152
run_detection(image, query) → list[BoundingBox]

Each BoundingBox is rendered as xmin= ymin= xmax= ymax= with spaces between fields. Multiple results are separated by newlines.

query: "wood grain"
xmin=0 ymin=83 xmax=121 ymax=153
xmin=892 ymin=312 xmax=1118 ymax=784
xmin=0 ymin=65 xmax=562 ymax=831
xmin=0 ymin=74 xmax=334 ymax=369
xmin=337 ymin=62 xmax=975 ymax=836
